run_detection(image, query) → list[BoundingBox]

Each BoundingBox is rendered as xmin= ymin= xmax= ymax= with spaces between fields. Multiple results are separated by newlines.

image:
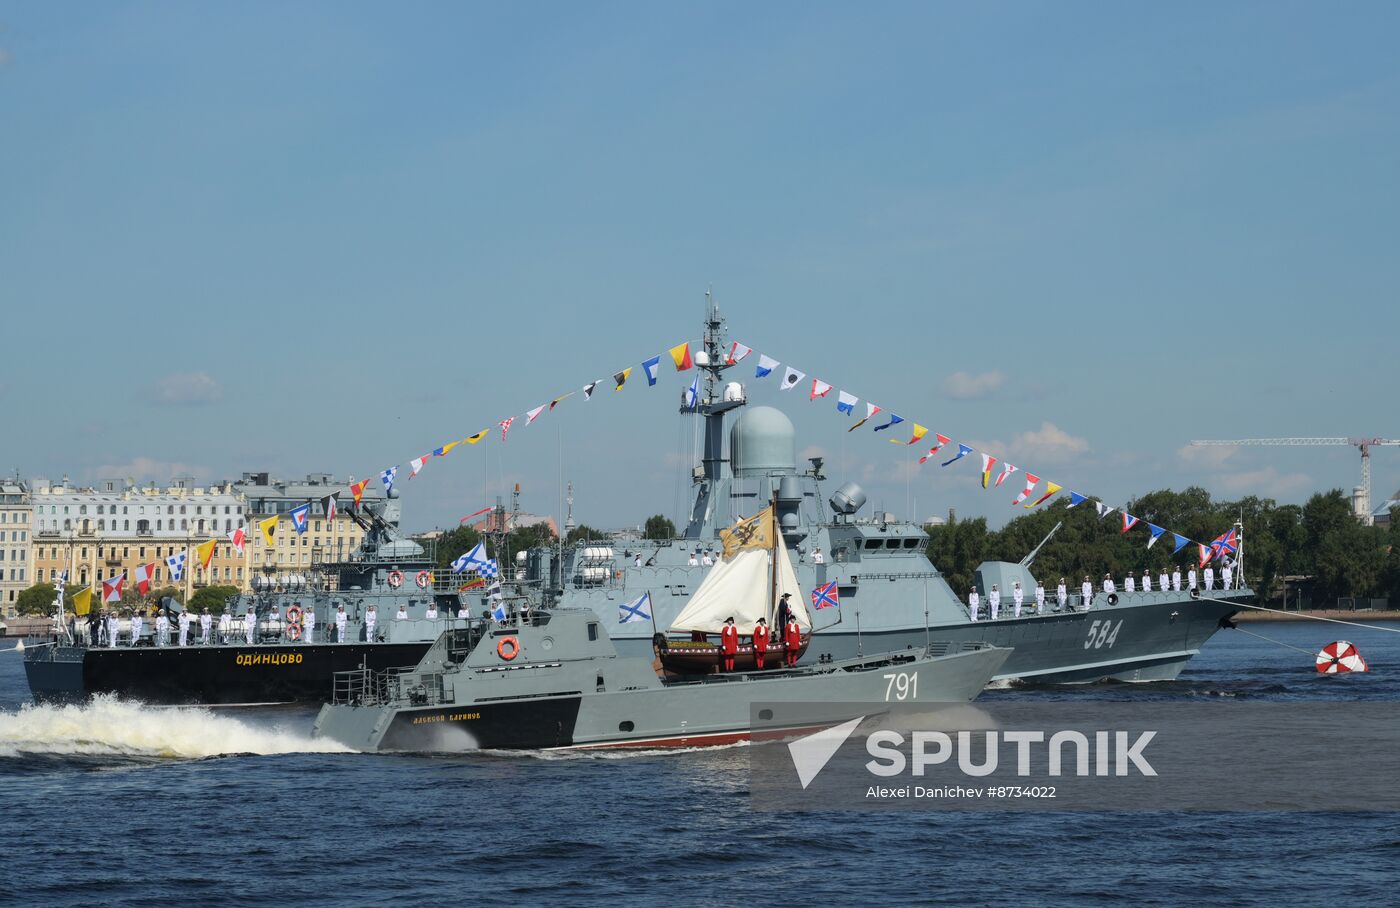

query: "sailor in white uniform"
xmin=365 ymin=605 xmax=378 ymax=641
xmin=395 ymin=605 xmax=409 ymax=621
xmin=687 ymin=552 xmax=698 ymax=567
xmin=154 ymin=610 xmax=169 ymax=647
xmin=1012 ymin=582 xmax=1024 ymax=618
xmin=967 ymin=588 xmax=980 ymax=621
xmin=812 ymin=547 xmax=824 ymax=565
xmin=243 ymin=608 xmax=256 ymax=645
xmin=177 ymin=610 xmax=190 ymax=647
xmin=217 ymin=611 xmax=231 ymax=643
xmin=107 ymin=611 xmax=120 ymax=648
xmin=1034 ymin=582 xmax=1046 ymax=614
xmin=1203 ymin=566 xmax=1215 ymax=590
xmin=1159 ymin=570 xmax=1170 ymax=593
xmin=1187 ymin=567 xmax=1198 ymax=591
xmin=1056 ymin=579 xmax=1068 ymax=611
xmin=633 ymin=553 xmax=642 ymax=567
xmin=1172 ymin=568 xmax=1182 ymax=591
xmin=1124 ymin=574 xmax=1136 ymax=593
xmin=303 ymin=606 xmax=316 ymax=643
xmin=200 ymin=608 xmax=212 ymax=645
xmin=335 ymin=604 xmax=348 ymax=642
xmin=424 ymin=603 xmax=439 ymax=621
xmin=456 ymin=603 xmax=470 ymax=621
xmin=700 ymin=551 xmax=712 ymax=567
xmin=988 ymin=584 xmax=1001 ymax=621
xmin=130 ymin=611 xmax=144 ymax=646
xmin=1141 ymin=571 xmax=1152 ymax=592
xmin=1221 ymin=562 xmax=1233 ymax=590
xmin=1081 ymin=578 xmax=1094 ymax=611
xmin=1102 ymin=574 xmax=1116 ymax=595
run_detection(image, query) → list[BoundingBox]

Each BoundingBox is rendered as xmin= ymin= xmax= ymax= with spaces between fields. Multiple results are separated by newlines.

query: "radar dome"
xmin=730 ymin=406 xmax=796 ymax=477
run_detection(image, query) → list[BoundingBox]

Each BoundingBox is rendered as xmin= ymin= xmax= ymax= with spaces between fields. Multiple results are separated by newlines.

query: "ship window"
xmin=864 ymin=539 xmax=881 ymax=551
xmin=884 ymin=538 xmax=901 ymax=549
xmin=903 ymin=538 xmax=920 ymax=549
xmin=619 ymin=720 xmax=634 ymax=732
xmin=587 ymin=623 xmax=599 ymax=641
xmin=759 ymin=709 xmax=774 ymax=721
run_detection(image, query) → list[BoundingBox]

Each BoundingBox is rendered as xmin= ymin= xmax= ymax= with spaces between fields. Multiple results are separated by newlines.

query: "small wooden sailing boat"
xmin=656 ymin=503 xmax=812 ymax=674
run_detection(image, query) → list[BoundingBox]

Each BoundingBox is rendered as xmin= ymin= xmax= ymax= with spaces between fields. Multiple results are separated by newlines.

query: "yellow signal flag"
xmin=197 ymin=538 xmax=218 ymax=570
xmin=465 ymin=429 xmax=489 ymax=444
xmin=259 ymin=515 xmax=279 ymax=548
xmin=1027 ymin=481 xmax=1063 ymax=508
xmin=893 ymin=424 xmax=928 ymax=446
xmin=669 ymin=342 xmax=694 ymax=371
xmin=613 ymin=367 xmax=632 ymax=391
xmin=438 ymin=440 xmax=461 ymax=456
xmin=72 ymin=587 xmax=93 ymax=616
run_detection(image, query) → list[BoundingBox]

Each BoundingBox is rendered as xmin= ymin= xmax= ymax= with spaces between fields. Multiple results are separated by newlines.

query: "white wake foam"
xmin=0 ymin=696 xmax=352 ymax=759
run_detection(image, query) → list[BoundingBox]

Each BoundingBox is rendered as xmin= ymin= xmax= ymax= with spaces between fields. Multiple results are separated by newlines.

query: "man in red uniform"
xmin=720 ymin=616 xmax=739 ymax=672
xmin=784 ymin=615 xmax=802 ymax=667
xmin=752 ymin=617 xmax=770 ymax=670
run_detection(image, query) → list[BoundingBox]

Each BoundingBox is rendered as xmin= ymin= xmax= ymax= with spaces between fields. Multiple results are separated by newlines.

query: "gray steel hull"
xmin=314 ymin=644 xmax=1011 ymax=752
xmin=606 ymin=593 xmax=1243 ymax=684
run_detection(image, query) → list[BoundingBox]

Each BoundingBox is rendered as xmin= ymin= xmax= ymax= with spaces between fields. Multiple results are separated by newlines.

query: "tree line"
xmin=926 ymin=488 xmax=1400 ymax=606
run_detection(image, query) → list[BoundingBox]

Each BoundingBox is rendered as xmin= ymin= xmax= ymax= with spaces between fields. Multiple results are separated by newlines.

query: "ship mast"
xmin=683 ymin=292 xmax=746 ymax=538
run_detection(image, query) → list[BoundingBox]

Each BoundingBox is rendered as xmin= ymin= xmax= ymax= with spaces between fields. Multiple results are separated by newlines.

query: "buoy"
xmin=1316 ymin=640 xmax=1368 ymax=674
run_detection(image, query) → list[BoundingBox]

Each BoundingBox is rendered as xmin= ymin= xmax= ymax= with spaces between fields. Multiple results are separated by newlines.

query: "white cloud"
xmin=1176 ymin=444 xmax=1238 ymax=469
xmin=1214 ymin=467 xmax=1312 ymax=497
xmin=965 ymin=422 xmax=1089 ymax=466
xmin=151 ymin=372 xmax=223 ymax=406
xmin=1009 ymin=422 xmax=1090 ymax=464
xmin=92 ymin=458 xmax=209 ymax=482
xmin=940 ymin=370 xmax=1006 ymax=400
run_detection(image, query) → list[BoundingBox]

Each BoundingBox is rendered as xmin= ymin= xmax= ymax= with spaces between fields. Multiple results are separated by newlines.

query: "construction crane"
xmin=1189 ymin=438 xmax=1400 ymax=525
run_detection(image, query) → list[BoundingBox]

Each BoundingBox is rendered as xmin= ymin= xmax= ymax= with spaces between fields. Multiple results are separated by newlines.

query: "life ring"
xmin=497 ymin=636 xmax=520 ymax=661
xmin=387 ymin=570 xmax=404 ymax=589
xmin=416 ymin=571 xmax=431 ymax=589
xmin=286 ymin=605 xmax=303 ymax=625
xmin=286 ymin=623 xmax=302 ymax=640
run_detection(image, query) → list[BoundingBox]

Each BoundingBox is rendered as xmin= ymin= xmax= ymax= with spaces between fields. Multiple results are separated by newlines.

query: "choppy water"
xmin=2 ymin=622 xmax=1399 ymax=906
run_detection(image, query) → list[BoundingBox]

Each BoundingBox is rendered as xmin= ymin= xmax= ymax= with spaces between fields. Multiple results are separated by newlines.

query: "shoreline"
xmin=1233 ymin=608 xmax=1400 ymax=623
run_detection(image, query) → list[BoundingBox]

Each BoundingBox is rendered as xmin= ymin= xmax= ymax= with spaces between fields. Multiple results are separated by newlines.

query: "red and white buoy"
xmin=1316 ymin=640 xmax=1369 ymax=674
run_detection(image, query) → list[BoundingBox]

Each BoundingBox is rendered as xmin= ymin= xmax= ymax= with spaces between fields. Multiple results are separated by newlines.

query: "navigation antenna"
xmin=565 ymin=481 xmax=575 ymax=533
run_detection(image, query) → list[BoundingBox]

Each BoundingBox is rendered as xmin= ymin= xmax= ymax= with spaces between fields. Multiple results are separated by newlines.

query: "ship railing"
xmin=331 ymin=667 xmax=454 ymax=707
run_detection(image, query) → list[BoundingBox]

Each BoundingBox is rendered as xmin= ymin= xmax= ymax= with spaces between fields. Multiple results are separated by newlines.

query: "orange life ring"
xmin=387 ymin=570 xmax=404 ymax=588
xmin=416 ymin=571 xmax=431 ymax=589
xmin=286 ymin=605 xmax=303 ymax=625
xmin=286 ymin=623 xmax=302 ymax=640
xmin=496 ymin=636 xmax=520 ymax=661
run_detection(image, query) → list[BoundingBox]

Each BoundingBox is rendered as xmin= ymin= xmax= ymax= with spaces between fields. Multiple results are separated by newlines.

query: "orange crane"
xmin=1188 ymin=437 xmax=1400 ymax=525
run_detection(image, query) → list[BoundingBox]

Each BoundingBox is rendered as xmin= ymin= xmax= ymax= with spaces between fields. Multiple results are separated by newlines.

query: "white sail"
xmin=667 ymin=537 xmax=811 ymax=634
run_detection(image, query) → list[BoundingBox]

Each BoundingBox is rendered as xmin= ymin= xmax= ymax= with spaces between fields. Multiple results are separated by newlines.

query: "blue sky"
xmin=2 ymin=1 xmax=1397 ymax=532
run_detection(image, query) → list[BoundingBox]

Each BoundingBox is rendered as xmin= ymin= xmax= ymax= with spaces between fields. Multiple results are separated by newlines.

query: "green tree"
xmin=429 ymin=526 xmax=482 ymax=570
xmin=508 ymin=521 xmax=557 ymax=554
xmin=188 ymin=585 xmax=240 ymax=615
xmin=566 ymin=524 xmax=607 ymax=544
xmin=644 ymin=514 xmax=676 ymax=540
xmin=15 ymin=583 xmax=74 ymax=616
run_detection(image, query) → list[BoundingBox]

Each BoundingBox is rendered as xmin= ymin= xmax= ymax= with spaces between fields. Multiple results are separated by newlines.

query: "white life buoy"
xmin=387 ymin=570 xmax=404 ymax=589
xmin=416 ymin=570 xmax=430 ymax=589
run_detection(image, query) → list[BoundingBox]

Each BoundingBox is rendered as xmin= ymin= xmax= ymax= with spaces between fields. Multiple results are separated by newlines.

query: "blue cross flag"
xmin=619 ymin=591 xmax=653 ymax=624
xmin=812 ymin=581 xmax=840 ymax=610
xmin=451 ymin=542 xmax=487 ymax=574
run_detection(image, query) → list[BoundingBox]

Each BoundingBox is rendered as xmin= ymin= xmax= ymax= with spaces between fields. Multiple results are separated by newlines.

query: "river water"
xmin=2 ymin=621 xmax=1398 ymax=906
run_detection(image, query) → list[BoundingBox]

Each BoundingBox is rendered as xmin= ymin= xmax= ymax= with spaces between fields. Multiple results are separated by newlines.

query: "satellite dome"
xmin=730 ymin=406 xmax=796 ymax=477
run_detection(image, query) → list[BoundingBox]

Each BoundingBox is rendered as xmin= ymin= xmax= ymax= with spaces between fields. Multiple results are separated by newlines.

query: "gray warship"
xmin=23 ymin=492 xmax=492 ymax=705
xmin=517 ymin=303 xmax=1252 ymax=684
xmin=314 ymin=607 xmax=1010 ymax=751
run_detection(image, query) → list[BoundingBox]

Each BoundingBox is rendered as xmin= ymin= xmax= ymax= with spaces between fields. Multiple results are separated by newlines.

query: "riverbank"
xmin=1234 ymin=608 xmax=1400 ymax=623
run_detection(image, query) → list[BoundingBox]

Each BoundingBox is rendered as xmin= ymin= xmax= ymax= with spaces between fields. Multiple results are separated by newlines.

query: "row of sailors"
xmin=966 ymin=563 xmax=1237 ymax=621
xmin=641 ymin=548 xmax=830 ymax=568
xmin=80 ymin=602 xmax=478 ymax=647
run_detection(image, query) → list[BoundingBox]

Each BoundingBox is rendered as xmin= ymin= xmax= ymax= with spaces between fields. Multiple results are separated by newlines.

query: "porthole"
xmin=758 ymin=709 xmax=774 ymax=720
xmin=619 ymin=720 xmax=635 ymax=732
